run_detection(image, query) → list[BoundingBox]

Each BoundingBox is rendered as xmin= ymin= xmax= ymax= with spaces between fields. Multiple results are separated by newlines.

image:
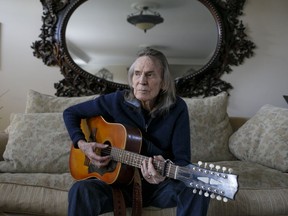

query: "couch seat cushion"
xmin=0 ymin=173 xmax=74 ymax=216
xmin=0 ymin=173 xmax=74 ymax=191
xmin=215 ymin=161 xmax=288 ymax=189
xmin=1 ymin=162 xmax=288 ymax=216
xmin=206 ymin=160 xmax=288 ymax=216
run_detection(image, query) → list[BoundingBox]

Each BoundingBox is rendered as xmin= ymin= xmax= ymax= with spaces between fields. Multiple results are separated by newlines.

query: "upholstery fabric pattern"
xmin=0 ymin=173 xmax=74 ymax=191
xmin=207 ymin=188 xmax=288 ymax=216
xmin=0 ymin=181 xmax=69 ymax=216
xmin=206 ymin=161 xmax=288 ymax=216
xmin=2 ymin=90 xmax=288 ymax=216
xmin=215 ymin=161 xmax=288 ymax=189
xmin=0 ymin=113 xmax=71 ymax=173
xmin=229 ymin=104 xmax=288 ymax=172
xmin=1 ymin=92 xmax=234 ymax=173
xmin=183 ymin=92 xmax=235 ymax=162
xmin=2 ymin=161 xmax=288 ymax=216
xmin=0 ymin=132 xmax=8 ymax=161
xmin=25 ymin=89 xmax=98 ymax=113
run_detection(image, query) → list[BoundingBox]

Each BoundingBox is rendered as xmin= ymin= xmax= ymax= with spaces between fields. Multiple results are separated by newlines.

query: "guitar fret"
xmin=111 ymin=146 xmax=175 ymax=178
xmin=133 ymin=154 xmax=141 ymax=168
xmin=166 ymin=163 xmax=172 ymax=177
xmin=111 ymin=147 xmax=145 ymax=168
xmin=125 ymin=152 xmax=129 ymax=164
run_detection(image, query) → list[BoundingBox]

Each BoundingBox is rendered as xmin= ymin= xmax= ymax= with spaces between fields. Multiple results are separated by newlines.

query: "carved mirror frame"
xmin=32 ymin=0 xmax=255 ymax=97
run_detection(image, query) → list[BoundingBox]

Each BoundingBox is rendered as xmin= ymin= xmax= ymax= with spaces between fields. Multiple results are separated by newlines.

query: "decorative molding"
xmin=175 ymin=0 xmax=256 ymax=97
xmin=31 ymin=0 xmax=69 ymax=66
xmin=32 ymin=0 xmax=255 ymax=97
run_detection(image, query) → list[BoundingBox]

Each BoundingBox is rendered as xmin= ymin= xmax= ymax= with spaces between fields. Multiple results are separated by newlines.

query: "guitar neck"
xmin=109 ymin=146 xmax=177 ymax=179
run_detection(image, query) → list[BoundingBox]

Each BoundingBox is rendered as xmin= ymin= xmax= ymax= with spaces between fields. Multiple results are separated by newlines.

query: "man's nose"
xmin=139 ymin=74 xmax=147 ymax=84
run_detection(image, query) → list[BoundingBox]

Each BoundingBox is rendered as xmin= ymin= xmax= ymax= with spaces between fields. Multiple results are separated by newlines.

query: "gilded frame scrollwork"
xmin=32 ymin=0 xmax=255 ymax=97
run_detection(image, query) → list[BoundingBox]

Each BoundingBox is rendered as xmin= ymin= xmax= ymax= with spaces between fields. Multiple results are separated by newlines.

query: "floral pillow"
xmin=229 ymin=104 xmax=288 ymax=172
xmin=0 ymin=113 xmax=71 ymax=173
xmin=25 ymin=89 xmax=98 ymax=113
xmin=183 ymin=92 xmax=235 ymax=162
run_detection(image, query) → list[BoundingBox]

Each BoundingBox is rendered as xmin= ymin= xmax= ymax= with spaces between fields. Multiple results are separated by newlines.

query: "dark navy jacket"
xmin=63 ymin=90 xmax=191 ymax=166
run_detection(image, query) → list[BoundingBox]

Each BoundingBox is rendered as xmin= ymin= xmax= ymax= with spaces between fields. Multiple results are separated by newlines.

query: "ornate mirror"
xmin=32 ymin=0 xmax=255 ymax=97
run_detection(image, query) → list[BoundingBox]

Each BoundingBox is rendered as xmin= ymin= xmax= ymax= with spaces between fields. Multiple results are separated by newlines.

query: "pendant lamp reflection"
xmin=127 ymin=6 xmax=164 ymax=33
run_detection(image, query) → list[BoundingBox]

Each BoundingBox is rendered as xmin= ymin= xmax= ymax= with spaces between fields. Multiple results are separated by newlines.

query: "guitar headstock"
xmin=176 ymin=161 xmax=239 ymax=202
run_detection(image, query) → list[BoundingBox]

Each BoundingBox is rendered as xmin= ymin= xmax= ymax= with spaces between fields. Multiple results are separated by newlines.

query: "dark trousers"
xmin=68 ymin=178 xmax=210 ymax=216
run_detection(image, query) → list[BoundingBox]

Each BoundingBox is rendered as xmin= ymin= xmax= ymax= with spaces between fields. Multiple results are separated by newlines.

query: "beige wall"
xmin=0 ymin=1 xmax=63 ymax=130
xmin=223 ymin=0 xmax=288 ymax=117
xmin=0 ymin=0 xmax=288 ymax=130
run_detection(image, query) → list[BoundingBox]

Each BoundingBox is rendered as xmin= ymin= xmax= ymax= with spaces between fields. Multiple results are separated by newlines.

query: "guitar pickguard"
xmin=88 ymin=160 xmax=117 ymax=175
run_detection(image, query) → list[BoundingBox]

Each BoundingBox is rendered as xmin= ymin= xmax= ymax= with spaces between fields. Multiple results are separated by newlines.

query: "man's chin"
xmin=135 ymin=94 xmax=149 ymax=101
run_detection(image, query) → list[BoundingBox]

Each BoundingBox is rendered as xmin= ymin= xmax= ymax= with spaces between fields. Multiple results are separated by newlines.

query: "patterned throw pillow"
xmin=183 ymin=92 xmax=235 ymax=162
xmin=25 ymin=89 xmax=98 ymax=113
xmin=0 ymin=113 xmax=71 ymax=173
xmin=229 ymin=104 xmax=288 ymax=172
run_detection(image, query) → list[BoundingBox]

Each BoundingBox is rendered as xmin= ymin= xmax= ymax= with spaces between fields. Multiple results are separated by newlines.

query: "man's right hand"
xmin=77 ymin=140 xmax=111 ymax=168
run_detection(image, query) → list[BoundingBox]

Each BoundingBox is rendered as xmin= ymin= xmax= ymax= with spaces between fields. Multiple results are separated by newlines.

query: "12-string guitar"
xmin=69 ymin=116 xmax=239 ymax=202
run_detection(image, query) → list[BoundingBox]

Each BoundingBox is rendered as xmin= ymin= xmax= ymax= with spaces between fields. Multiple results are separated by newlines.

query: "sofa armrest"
xmin=0 ymin=131 xmax=8 ymax=161
xmin=229 ymin=117 xmax=249 ymax=132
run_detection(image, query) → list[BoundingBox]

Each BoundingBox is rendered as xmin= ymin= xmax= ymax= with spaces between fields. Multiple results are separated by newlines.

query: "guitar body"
xmin=69 ymin=116 xmax=142 ymax=185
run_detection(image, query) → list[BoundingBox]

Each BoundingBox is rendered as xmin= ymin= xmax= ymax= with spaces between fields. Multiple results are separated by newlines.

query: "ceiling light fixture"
xmin=127 ymin=6 xmax=164 ymax=33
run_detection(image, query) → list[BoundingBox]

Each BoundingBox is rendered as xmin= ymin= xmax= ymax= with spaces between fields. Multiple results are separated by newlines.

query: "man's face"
xmin=132 ymin=56 xmax=163 ymax=109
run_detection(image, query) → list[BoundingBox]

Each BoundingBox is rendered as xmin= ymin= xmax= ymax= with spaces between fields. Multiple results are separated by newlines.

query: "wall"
xmin=0 ymin=1 xmax=62 ymax=130
xmin=223 ymin=0 xmax=288 ymax=117
xmin=0 ymin=0 xmax=288 ymax=130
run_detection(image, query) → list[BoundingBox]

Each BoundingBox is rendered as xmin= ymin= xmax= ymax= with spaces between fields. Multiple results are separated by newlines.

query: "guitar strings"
xmin=98 ymin=146 xmax=173 ymax=176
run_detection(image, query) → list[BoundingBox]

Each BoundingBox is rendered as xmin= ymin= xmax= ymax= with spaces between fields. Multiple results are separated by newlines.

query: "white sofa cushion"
xmin=229 ymin=104 xmax=288 ymax=172
xmin=25 ymin=89 xmax=98 ymax=113
xmin=1 ymin=91 xmax=233 ymax=173
xmin=183 ymin=92 xmax=235 ymax=162
xmin=0 ymin=113 xmax=71 ymax=173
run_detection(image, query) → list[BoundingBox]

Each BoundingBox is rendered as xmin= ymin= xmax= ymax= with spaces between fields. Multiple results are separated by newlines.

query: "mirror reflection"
xmin=66 ymin=0 xmax=218 ymax=84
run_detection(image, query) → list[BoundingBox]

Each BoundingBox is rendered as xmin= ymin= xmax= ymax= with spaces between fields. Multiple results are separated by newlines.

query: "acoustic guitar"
xmin=69 ymin=116 xmax=239 ymax=201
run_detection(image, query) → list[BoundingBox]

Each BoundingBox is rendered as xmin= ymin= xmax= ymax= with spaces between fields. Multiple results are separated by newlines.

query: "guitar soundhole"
xmin=88 ymin=141 xmax=117 ymax=175
xmin=101 ymin=141 xmax=111 ymax=157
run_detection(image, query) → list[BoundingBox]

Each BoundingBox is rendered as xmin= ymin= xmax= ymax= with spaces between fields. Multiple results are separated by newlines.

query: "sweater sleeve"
xmin=63 ymin=92 xmax=117 ymax=147
xmin=63 ymin=100 xmax=97 ymax=148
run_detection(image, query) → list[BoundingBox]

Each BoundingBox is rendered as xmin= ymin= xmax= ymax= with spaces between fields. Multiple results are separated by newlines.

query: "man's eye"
xmin=134 ymin=71 xmax=141 ymax=76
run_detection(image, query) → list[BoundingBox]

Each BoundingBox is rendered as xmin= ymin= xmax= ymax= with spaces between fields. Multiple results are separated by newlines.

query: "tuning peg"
xmin=193 ymin=189 xmax=197 ymax=194
xmin=204 ymin=162 xmax=208 ymax=168
xmin=198 ymin=161 xmax=203 ymax=167
xmin=199 ymin=190 xmax=203 ymax=196
xmin=216 ymin=195 xmax=222 ymax=201
xmin=222 ymin=166 xmax=227 ymax=173
xmin=228 ymin=168 xmax=233 ymax=173
xmin=215 ymin=165 xmax=221 ymax=171
xmin=223 ymin=197 xmax=228 ymax=202
xmin=209 ymin=163 xmax=215 ymax=170
xmin=204 ymin=192 xmax=210 ymax=197
xmin=210 ymin=193 xmax=216 ymax=199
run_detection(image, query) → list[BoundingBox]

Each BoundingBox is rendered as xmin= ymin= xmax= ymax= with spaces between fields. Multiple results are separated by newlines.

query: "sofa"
xmin=0 ymin=89 xmax=288 ymax=216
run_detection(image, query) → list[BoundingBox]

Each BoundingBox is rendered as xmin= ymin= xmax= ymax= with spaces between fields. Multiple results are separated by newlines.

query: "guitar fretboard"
xmin=100 ymin=146 xmax=178 ymax=179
